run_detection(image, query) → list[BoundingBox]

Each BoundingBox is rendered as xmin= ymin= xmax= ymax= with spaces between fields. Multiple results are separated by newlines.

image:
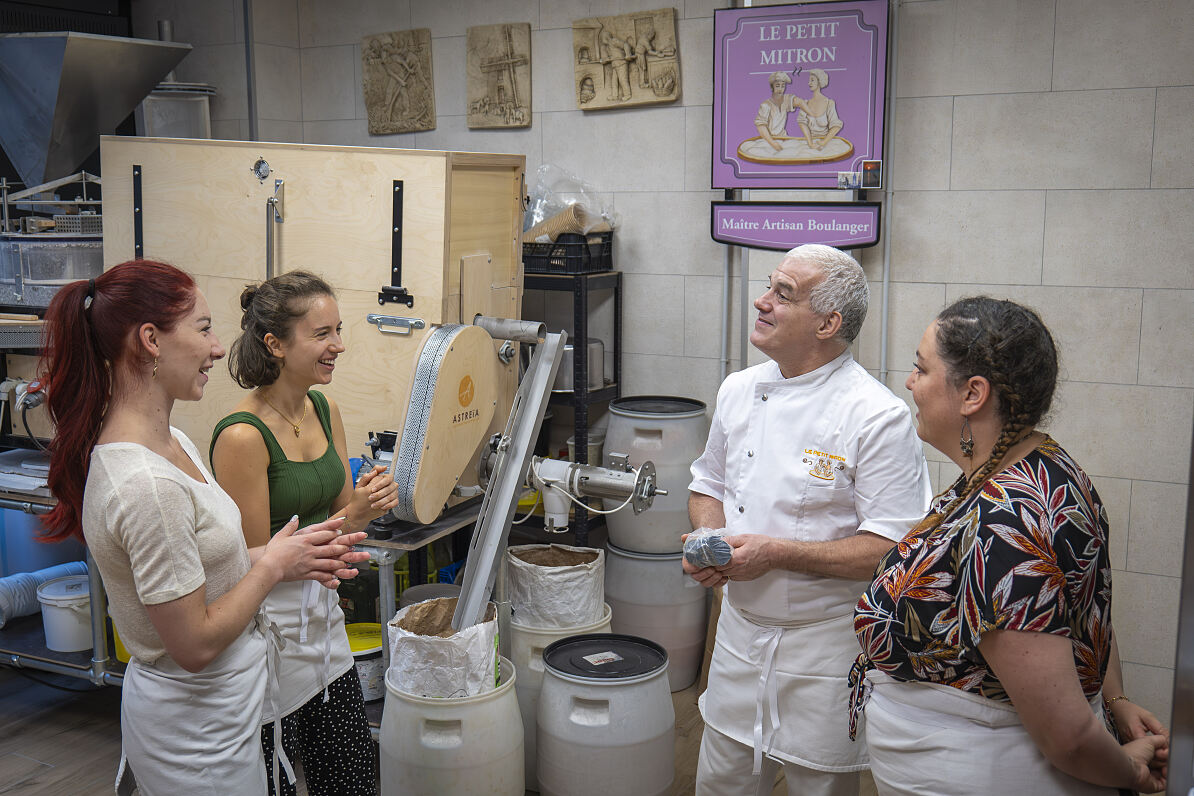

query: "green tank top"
xmin=210 ymin=390 xmax=346 ymax=536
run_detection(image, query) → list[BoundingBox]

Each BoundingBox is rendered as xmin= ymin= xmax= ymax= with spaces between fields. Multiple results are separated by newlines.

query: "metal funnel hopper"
xmin=0 ymin=32 xmax=191 ymax=190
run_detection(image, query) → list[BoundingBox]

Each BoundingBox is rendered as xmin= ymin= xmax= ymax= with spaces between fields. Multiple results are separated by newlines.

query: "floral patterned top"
xmin=853 ymin=437 xmax=1113 ymax=703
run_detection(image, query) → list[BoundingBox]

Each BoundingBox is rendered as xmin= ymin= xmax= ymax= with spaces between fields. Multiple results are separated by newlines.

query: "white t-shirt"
xmin=689 ymin=351 xmax=931 ymax=622
xmin=83 ymin=428 xmax=250 ymax=665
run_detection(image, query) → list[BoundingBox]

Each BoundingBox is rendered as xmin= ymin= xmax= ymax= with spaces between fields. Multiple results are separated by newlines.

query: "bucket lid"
xmin=543 ymin=633 xmax=667 ymax=680
xmin=610 ymin=395 xmax=706 ymax=418
xmin=345 ymin=622 xmax=382 ymax=655
xmin=36 ymin=574 xmax=89 ymax=606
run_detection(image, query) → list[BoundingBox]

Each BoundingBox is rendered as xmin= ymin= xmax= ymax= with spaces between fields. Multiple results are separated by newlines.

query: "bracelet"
xmin=1105 ymin=695 xmax=1130 ymax=708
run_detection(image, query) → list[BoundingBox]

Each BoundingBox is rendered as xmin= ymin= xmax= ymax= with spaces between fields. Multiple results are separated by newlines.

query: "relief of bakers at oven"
xmin=572 ymin=8 xmax=680 ymax=110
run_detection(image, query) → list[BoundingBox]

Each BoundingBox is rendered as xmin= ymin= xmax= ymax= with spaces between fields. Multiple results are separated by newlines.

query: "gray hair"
xmin=768 ymin=71 xmax=793 ymax=87
xmin=785 ymin=244 xmax=869 ymax=343
xmin=808 ymin=68 xmax=829 ymax=89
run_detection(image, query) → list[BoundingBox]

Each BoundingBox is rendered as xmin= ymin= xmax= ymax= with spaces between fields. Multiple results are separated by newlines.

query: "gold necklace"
xmin=260 ymin=392 xmax=306 ymax=437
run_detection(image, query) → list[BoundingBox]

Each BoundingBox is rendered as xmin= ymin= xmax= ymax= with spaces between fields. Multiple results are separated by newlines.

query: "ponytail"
xmin=39 ymin=260 xmax=196 ymax=542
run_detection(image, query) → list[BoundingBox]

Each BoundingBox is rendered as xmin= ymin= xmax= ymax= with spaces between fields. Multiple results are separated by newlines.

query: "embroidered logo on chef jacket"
xmin=803 ymin=449 xmax=846 ymax=481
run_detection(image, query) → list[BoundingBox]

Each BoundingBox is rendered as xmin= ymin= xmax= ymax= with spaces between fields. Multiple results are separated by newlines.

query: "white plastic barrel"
xmin=36 ymin=574 xmax=91 ymax=652
xmin=603 ymin=396 xmax=707 ymax=554
xmin=605 ymin=543 xmax=708 ymax=692
xmin=537 ymin=634 xmax=674 ymax=796
xmin=380 ymin=656 xmax=523 ymax=796
xmin=511 ymin=603 xmax=612 ymax=792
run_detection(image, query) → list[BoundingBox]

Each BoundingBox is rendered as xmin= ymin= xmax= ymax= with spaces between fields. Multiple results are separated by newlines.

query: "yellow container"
xmin=112 ymin=622 xmax=130 ymax=663
xmin=346 ymin=622 xmax=385 ymax=702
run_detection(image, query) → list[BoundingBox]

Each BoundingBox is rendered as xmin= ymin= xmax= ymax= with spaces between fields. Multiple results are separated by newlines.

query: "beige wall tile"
xmin=613 ymin=192 xmax=724 ymax=277
xmin=951 ymin=90 xmax=1154 ymax=190
xmin=1093 ymin=476 xmax=1132 ymax=572
xmin=1127 ymin=480 xmax=1188 ymax=578
xmin=1043 ymin=190 xmax=1194 ymax=289
xmin=416 ymin=114 xmax=541 ymax=178
xmin=253 ymin=0 xmax=300 ymax=48
xmin=428 ymin=34 xmax=464 ymax=122
xmin=889 ymin=191 xmax=1045 ymax=284
xmin=533 ymin=28 xmax=577 ymax=114
xmin=1120 ymin=662 xmax=1175 ymax=730
xmin=896 ymin=0 xmax=1054 ymax=97
xmin=1112 ymin=571 xmax=1181 ymax=669
xmin=411 ymin=0 xmax=539 ymax=37
xmin=856 ymin=281 xmax=947 ymax=376
xmin=685 ymin=106 xmax=712 ymax=192
xmin=302 ymin=118 xmax=385 ymax=146
xmin=1044 ymin=382 xmax=1193 ymax=484
xmin=300 ymin=45 xmax=356 ymax=121
xmin=256 ymin=118 xmax=303 ymax=142
xmin=622 ymin=353 xmax=722 ymax=408
xmin=678 ymin=18 xmax=710 ymax=107
xmin=1139 ymin=289 xmax=1194 ymax=388
xmin=542 ymin=107 xmax=687 ymax=192
xmin=298 ymin=0 xmax=412 ymax=47
xmin=890 ymin=97 xmax=952 ymax=191
xmin=255 ymin=45 xmax=302 ymax=122
xmin=684 ymin=0 xmax=719 ymax=19
xmin=684 ymin=275 xmax=728 ymax=359
xmin=1154 ymin=87 xmax=1194 ymax=189
xmin=943 ymin=284 xmax=1143 ymax=386
xmin=211 ymin=118 xmax=248 ymax=140
xmin=171 ymin=0 xmax=241 ymax=47
xmin=1053 ymin=0 xmax=1194 ymax=90
xmin=177 ymin=44 xmax=248 ymax=121
xmin=621 ymin=273 xmax=686 ymax=356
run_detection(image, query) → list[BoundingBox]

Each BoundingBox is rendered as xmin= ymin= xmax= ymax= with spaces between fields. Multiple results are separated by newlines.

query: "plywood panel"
xmin=100 ymin=137 xmax=450 ymax=323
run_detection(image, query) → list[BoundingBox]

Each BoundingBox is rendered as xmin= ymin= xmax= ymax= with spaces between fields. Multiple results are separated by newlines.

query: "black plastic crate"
xmin=522 ymin=230 xmax=613 ymax=274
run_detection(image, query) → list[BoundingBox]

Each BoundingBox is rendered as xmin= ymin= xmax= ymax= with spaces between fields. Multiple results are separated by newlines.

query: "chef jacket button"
xmin=747 ymin=450 xmax=754 ymax=457
xmin=738 ymin=506 xmax=745 ymax=513
xmin=761 ymin=393 xmax=768 ymax=401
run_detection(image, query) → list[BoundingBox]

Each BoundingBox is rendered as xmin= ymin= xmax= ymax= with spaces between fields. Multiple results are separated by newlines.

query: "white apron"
xmin=261 ymin=579 xmax=354 ymax=723
xmin=116 ymin=620 xmax=269 ymax=796
xmin=699 ymin=599 xmax=866 ymax=776
xmin=863 ymin=670 xmax=1118 ymax=796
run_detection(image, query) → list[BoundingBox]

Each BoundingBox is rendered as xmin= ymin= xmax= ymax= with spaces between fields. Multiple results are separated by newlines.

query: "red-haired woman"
xmin=40 ymin=260 xmax=370 ymax=795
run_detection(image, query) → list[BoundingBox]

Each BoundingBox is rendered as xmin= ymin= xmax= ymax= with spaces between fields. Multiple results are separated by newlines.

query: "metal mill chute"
xmin=0 ymin=32 xmax=191 ymax=190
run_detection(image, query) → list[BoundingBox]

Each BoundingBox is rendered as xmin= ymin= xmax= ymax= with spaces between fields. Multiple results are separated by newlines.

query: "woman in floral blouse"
xmin=851 ymin=297 xmax=1167 ymax=795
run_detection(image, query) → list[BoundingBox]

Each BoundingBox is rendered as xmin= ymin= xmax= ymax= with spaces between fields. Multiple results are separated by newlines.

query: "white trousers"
xmin=696 ymin=725 xmax=861 ymax=796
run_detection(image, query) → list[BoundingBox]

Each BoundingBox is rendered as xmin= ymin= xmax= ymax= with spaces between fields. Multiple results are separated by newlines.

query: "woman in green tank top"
xmin=211 ymin=271 xmax=396 ymax=796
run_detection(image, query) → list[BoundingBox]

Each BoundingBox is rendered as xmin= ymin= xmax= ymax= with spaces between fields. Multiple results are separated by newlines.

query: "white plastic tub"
xmin=511 ymin=603 xmax=612 ymax=791
xmin=36 ymin=574 xmax=91 ymax=652
xmin=380 ymin=656 xmax=523 ymax=796
xmin=605 ymin=543 xmax=709 ymax=691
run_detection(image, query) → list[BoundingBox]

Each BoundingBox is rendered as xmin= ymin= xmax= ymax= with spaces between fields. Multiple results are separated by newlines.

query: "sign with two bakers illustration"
xmin=712 ymin=0 xmax=889 ymax=189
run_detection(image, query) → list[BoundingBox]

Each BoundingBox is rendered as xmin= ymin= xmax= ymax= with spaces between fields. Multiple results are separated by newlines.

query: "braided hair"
xmin=918 ymin=297 xmax=1059 ymax=531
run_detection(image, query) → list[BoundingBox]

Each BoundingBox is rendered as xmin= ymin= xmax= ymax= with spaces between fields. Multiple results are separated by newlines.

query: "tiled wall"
xmin=131 ymin=0 xmax=1192 ymax=726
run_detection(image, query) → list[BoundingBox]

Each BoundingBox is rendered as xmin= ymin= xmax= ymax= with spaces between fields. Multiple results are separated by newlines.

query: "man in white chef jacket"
xmin=686 ymin=244 xmax=930 ymax=796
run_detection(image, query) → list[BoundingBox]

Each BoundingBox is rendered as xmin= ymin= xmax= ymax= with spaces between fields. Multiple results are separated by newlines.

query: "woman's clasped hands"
xmin=263 ymin=515 xmax=371 ymax=589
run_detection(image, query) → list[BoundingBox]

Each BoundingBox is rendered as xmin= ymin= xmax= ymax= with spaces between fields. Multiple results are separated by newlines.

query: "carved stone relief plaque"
xmin=362 ymin=28 xmax=436 ymax=134
xmin=573 ymin=8 xmax=680 ymax=110
xmin=467 ymin=23 xmax=532 ymax=129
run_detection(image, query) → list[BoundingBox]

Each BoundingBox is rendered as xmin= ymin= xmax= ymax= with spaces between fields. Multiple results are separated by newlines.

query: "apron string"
xmin=258 ymin=612 xmax=297 ymax=788
xmin=749 ymin=625 xmax=784 ymax=776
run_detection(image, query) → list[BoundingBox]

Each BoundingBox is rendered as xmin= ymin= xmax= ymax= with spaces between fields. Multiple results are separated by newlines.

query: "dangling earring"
xmin=960 ymin=418 xmax=974 ymax=457
xmin=152 ymin=357 xmax=158 ymax=380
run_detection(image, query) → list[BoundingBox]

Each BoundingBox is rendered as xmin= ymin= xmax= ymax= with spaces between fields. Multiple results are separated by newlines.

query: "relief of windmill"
xmin=467 ymin=23 xmax=532 ymax=129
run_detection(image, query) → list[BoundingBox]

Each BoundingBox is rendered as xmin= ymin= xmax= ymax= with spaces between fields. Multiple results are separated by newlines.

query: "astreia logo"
xmin=454 ymin=375 xmax=480 ymax=424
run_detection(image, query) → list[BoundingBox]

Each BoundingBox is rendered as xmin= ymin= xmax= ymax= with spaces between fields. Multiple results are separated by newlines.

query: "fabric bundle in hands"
xmin=684 ymin=527 xmax=733 ymax=568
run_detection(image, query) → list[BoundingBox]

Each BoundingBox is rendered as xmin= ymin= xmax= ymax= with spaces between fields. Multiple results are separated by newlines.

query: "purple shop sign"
xmin=712 ymin=0 xmax=889 ymax=189
xmin=710 ymin=201 xmax=881 ymax=251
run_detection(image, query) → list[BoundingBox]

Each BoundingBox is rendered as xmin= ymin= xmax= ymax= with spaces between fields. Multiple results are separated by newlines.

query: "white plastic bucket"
xmin=603 ymin=396 xmax=707 ymax=554
xmin=511 ymin=603 xmax=612 ymax=792
xmin=605 ymin=543 xmax=708 ymax=692
xmin=507 ymin=544 xmax=604 ymax=628
xmin=36 ymin=574 xmax=91 ymax=652
xmin=537 ymin=634 xmax=674 ymax=796
xmin=380 ymin=656 xmax=523 ymax=796
xmin=346 ymin=622 xmax=384 ymax=703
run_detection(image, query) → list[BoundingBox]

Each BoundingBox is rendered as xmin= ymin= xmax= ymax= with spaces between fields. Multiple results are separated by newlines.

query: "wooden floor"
xmin=0 ymin=665 xmax=877 ymax=796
